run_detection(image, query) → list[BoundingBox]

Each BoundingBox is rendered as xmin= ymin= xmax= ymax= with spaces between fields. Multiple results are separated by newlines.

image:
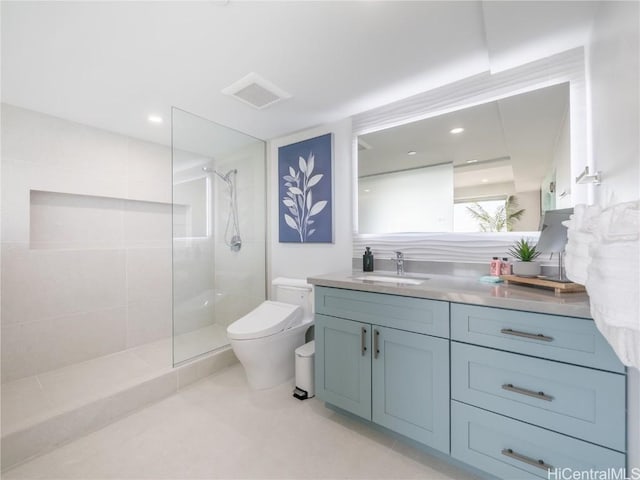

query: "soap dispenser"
xmin=363 ymin=247 xmax=374 ymax=272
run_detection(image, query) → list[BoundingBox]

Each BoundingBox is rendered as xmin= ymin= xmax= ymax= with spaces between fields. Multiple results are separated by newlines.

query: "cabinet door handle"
xmin=501 ymin=448 xmax=553 ymax=471
xmin=502 ymin=383 xmax=553 ymax=402
xmin=374 ymin=329 xmax=380 ymax=359
xmin=361 ymin=327 xmax=367 ymax=356
xmin=500 ymin=328 xmax=553 ymax=342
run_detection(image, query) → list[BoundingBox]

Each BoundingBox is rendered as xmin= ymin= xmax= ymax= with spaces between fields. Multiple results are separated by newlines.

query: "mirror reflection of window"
xmin=356 ymin=82 xmax=570 ymax=234
xmin=359 ymin=163 xmax=453 ymax=233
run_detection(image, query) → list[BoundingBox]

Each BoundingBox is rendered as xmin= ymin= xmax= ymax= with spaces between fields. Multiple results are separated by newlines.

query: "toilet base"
xmin=229 ymin=321 xmax=312 ymax=390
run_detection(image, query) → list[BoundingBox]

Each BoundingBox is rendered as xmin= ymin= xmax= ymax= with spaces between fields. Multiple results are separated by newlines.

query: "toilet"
xmin=227 ymin=277 xmax=313 ymax=389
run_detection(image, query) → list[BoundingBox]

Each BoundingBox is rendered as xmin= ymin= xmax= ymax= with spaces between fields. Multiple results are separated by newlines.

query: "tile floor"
xmin=2 ymin=324 xmax=229 ymax=435
xmin=4 ymin=363 xmax=481 ymax=480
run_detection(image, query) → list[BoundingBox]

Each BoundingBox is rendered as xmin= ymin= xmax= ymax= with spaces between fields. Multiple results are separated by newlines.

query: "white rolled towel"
xmin=564 ymin=204 xmax=601 ymax=284
xmin=585 ymin=201 xmax=640 ymax=369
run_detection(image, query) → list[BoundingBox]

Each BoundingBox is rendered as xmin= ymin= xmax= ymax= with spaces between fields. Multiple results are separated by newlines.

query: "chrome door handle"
xmin=500 ymin=328 xmax=553 ymax=342
xmin=374 ymin=329 xmax=380 ymax=359
xmin=361 ymin=327 xmax=367 ymax=356
xmin=502 ymin=383 xmax=553 ymax=402
xmin=501 ymin=448 xmax=553 ymax=471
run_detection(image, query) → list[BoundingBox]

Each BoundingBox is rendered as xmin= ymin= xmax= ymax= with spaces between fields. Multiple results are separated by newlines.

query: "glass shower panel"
xmin=171 ymin=108 xmax=266 ymax=365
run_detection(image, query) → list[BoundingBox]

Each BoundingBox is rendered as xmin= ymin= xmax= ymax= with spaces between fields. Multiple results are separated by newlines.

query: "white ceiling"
xmin=1 ymin=1 xmax=598 ymax=145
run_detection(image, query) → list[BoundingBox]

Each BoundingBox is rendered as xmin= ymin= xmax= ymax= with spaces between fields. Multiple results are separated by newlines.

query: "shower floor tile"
xmin=4 ymin=364 xmax=481 ymax=480
xmin=174 ymin=323 xmax=228 ymax=364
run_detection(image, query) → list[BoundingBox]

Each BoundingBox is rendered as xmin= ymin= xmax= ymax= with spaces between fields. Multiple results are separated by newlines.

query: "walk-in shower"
xmin=172 ymin=108 xmax=266 ymax=365
xmin=0 ymin=103 xmax=266 ymax=470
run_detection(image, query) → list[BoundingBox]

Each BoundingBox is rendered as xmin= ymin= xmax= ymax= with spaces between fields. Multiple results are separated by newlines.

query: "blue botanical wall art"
xmin=278 ymin=133 xmax=333 ymax=243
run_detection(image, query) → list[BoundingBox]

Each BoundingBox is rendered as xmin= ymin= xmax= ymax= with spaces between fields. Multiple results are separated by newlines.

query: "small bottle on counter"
xmin=363 ymin=247 xmax=374 ymax=272
xmin=490 ymin=257 xmax=501 ymax=276
xmin=500 ymin=257 xmax=512 ymax=275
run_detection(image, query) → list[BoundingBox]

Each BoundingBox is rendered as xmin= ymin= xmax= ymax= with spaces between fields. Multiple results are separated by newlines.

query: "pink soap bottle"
xmin=490 ymin=257 xmax=501 ymax=276
xmin=500 ymin=257 xmax=512 ymax=275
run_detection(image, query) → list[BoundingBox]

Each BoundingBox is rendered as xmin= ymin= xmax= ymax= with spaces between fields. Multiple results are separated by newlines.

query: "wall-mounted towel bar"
xmin=576 ymin=166 xmax=601 ymax=185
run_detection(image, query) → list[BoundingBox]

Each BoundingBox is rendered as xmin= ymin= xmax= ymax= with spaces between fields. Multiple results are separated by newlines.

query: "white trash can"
xmin=293 ymin=340 xmax=315 ymax=400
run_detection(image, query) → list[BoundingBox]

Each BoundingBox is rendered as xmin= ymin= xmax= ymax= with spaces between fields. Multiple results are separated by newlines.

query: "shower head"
xmin=214 ymin=169 xmax=237 ymax=183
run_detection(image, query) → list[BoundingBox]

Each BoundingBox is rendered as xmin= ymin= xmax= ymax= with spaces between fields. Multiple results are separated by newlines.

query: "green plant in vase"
xmin=508 ymin=238 xmax=542 ymax=277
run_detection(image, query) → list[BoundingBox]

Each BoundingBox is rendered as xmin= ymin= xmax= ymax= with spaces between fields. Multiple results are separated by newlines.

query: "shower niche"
xmin=171 ymin=108 xmax=266 ymax=365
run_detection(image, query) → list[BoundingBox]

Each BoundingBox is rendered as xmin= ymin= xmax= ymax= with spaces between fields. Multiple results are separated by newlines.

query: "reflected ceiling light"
xmin=481 ymin=178 xmax=489 ymax=183
xmin=407 ymin=150 xmax=417 ymax=156
xmin=363 ymin=189 xmax=371 ymax=193
xmin=148 ymin=115 xmax=163 ymax=124
xmin=466 ymin=159 xmax=478 ymax=164
xmin=450 ymin=127 xmax=465 ymax=134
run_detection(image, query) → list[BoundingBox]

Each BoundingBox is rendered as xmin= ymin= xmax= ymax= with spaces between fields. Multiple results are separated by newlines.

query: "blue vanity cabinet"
xmin=314 ymin=287 xmax=450 ymax=454
xmin=450 ymin=303 xmax=627 ymax=478
xmin=315 ymin=313 xmax=372 ymax=420
xmin=372 ymin=326 xmax=450 ymax=453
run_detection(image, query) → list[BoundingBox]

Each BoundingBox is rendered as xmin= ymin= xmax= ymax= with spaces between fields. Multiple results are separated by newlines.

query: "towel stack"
xmin=566 ymin=201 xmax=640 ymax=369
xmin=563 ymin=204 xmax=601 ymax=285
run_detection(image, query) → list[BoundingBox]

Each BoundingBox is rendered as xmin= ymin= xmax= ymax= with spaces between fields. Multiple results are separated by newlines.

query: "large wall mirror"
xmin=357 ymin=82 xmax=570 ymax=234
xmin=351 ymin=48 xmax=589 ymax=262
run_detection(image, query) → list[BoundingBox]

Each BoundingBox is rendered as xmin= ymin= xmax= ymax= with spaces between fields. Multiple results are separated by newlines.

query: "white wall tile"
xmin=126 ymin=139 xmax=171 ymax=204
xmin=126 ymin=296 xmax=172 ymax=348
xmin=1 ymin=320 xmax=55 ymax=382
xmin=1 ymin=106 xmax=173 ymax=381
xmin=48 ymin=307 xmax=128 ymax=373
xmin=29 ymin=191 xmax=125 ymax=249
xmin=123 ymin=201 xmax=172 ymax=248
xmin=126 ymin=247 xmax=171 ymax=303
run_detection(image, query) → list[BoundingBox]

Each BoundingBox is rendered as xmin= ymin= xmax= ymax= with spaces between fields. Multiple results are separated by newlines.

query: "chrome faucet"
xmin=392 ymin=251 xmax=405 ymax=276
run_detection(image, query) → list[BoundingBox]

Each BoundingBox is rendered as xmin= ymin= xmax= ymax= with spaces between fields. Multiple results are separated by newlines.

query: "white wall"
xmin=587 ymin=0 xmax=640 ymax=469
xmin=1 ymin=104 xmax=172 ymax=381
xmin=268 ymin=118 xmax=353 ymax=294
xmin=588 ymin=1 xmax=640 ymax=206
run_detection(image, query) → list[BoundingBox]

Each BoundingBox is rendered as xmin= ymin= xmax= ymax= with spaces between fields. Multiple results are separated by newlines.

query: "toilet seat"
xmin=227 ymin=301 xmax=302 ymax=340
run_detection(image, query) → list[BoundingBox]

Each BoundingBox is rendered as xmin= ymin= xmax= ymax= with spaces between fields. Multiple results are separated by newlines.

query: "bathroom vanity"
xmin=308 ymin=272 xmax=627 ymax=480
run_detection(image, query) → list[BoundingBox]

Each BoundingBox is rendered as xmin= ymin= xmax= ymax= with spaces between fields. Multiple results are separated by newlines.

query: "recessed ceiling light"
xmin=363 ymin=189 xmax=371 ymax=193
xmin=466 ymin=159 xmax=478 ymax=164
xmin=407 ymin=150 xmax=417 ymax=156
xmin=450 ymin=127 xmax=464 ymax=134
xmin=148 ymin=115 xmax=163 ymax=124
xmin=481 ymin=178 xmax=489 ymax=183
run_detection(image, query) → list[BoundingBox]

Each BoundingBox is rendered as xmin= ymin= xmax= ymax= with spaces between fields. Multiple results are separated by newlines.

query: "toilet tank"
xmin=272 ymin=277 xmax=313 ymax=318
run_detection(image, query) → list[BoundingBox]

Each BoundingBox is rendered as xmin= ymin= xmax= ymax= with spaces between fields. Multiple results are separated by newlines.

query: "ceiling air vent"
xmin=222 ymin=72 xmax=291 ymax=110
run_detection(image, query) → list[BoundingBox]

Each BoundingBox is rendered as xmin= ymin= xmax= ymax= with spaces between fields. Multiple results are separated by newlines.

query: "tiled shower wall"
xmin=1 ymin=104 xmax=172 ymax=382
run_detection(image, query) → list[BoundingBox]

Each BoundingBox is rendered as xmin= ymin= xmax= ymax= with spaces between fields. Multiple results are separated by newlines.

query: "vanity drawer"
xmin=451 ymin=342 xmax=625 ymax=451
xmin=315 ymin=287 xmax=449 ymax=338
xmin=451 ymin=401 xmax=626 ymax=480
xmin=451 ymin=303 xmax=623 ymax=372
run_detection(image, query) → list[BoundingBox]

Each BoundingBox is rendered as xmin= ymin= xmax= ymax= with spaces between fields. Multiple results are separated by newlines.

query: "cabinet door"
xmin=372 ymin=326 xmax=450 ymax=453
xmin=315 ymin=314 xmax=372 ymax=420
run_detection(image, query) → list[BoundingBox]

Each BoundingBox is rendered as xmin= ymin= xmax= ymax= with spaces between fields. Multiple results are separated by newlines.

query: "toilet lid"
xmin=227 ymin=301 xmax=302 ymax=340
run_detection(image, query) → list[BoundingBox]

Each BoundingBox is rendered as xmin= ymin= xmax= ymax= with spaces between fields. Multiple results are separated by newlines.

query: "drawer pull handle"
xmin=374 ymin=329 xmax=380 ymax=359
xmin=501 ymin=448 xmax=553 ymax=471
xmin=500 ymin=328 xmax=553 ymax=342
xmin=502 ymin=383 xmax=553 ymax=401
xmin=361 ymin=327 xmax=367 ymax=356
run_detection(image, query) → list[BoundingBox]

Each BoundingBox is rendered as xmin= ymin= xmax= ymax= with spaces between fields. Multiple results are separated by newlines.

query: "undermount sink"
xmin=353 ymin=275 xmax=426 ymax=285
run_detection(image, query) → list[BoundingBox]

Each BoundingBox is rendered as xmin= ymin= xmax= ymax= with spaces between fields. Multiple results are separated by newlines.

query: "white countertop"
xmin=307 ymin=271 xmax=592 ymax=319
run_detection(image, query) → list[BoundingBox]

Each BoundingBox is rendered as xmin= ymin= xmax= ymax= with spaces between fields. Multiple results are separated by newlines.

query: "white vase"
xmin=512 ymin=261 xmax=541 ymax=277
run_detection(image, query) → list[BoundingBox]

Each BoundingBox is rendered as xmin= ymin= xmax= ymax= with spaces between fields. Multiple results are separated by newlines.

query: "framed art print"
xmin=278 ymin=133 xmax=333 ymax=243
